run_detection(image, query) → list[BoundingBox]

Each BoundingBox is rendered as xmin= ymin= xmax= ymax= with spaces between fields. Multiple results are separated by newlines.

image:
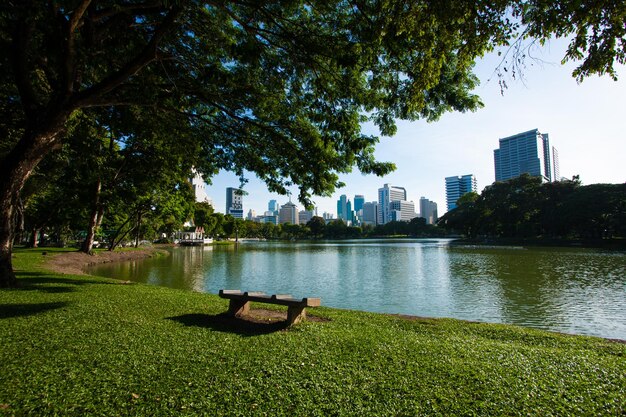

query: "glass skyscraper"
xmin=353 ymin=195 xmax=365 ymax=214
xmin=445 ymin=174 xmax=477 ymax=211
xmin=336 ymin=194 xmax=353 ymax=223
xmin=493 ymin=129 xmax=556 ymax=183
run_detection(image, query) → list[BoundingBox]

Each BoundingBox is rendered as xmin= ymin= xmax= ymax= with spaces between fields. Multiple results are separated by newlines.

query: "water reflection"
xmin=88 ymin=241 xmax=626 ymax=339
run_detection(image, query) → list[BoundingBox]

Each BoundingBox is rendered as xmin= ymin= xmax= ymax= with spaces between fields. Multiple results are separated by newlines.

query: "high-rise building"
xmin=225 ymin=187 xmax=243 ymax=218
xmin=246 ymin=209 xmax=256 ymax=221
xmin=268 ymin=200 xmax=279 ymax=215
xmin=262 ymin=213 xmax=278 ymax=225
xmin=361 ymin=202 xmax=378 ymax=225
xmin=336 ymin=195 xmax=353 ymax=223
xmin=353 ymin=195 xmax=365 ymax=214
xmin=445 ymin=174 xmax=478 ymax=211
xmin=419 ymin=197 xmax=438 ymax=225
xmin=552 ymin=146 xmax=560 ymax=180
xmin=494 ymin=129 xmax=555 ymax=182
xmin=190 ymin=169 xmax=212 ymax=204
xmin=279 ymin=201 xmax=299 ymax=224
xmin=298 ymin=209 xmax=315 ymax=225
xmin=389 ymin=200 xmax=417 ymax=222
xmin=322 ymin=212 xmax=334 ymax=221
xmin=378 ymin=184 xmax=407 ymax=224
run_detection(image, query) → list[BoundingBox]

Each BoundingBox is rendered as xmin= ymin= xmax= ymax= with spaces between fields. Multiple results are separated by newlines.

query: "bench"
xmin=218 ymin=290 xmax=321 ymax=325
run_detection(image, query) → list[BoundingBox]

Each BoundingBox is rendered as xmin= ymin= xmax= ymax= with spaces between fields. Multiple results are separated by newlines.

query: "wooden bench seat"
xmin=218 ymin=290 xmax=321 ymax=325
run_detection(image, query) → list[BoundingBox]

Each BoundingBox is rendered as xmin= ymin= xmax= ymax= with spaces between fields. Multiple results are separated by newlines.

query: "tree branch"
xmin=90 ymin=2 xmax=163 ymax=22
xmin=64 ymin=0 xmax=93 ymax=95
xmin=69 ymin=0 xmax=92 ymax=33
xmin=11 ymin=19 xmax=39 ymax=121
xmin=72 ymin=5 xmax=182 ymax=108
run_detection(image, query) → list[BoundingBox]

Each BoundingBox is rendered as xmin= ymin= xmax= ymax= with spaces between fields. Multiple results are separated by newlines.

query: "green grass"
xmin=1 ymin=248 xmax=625 ymax=416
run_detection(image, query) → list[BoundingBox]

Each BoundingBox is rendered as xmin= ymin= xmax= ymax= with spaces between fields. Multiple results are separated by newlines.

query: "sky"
xmin=204 ymin=38 xmax=626 ymax=217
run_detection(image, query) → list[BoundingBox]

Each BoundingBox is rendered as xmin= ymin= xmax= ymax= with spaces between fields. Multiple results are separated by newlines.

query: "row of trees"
xmin=439 ymin=175 xmax=626 ymax=239
xmin=194 ymin=214 xmax=444 ymax=240
xmin=17 ymin=111 xmax=199 ymax=252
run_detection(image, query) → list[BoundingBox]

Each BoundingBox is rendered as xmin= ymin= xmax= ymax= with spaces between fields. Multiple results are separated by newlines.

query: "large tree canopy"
xmin=1 ymin=0 xmax=625 ymax=287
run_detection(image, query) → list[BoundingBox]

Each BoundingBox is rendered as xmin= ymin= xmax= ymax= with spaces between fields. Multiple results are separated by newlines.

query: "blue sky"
xmin=205 ymin=38 xmax=626 ymax=217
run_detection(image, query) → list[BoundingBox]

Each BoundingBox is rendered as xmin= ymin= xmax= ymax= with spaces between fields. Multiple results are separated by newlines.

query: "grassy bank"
xmin=1 ymin=249 xmax=624 ymax=416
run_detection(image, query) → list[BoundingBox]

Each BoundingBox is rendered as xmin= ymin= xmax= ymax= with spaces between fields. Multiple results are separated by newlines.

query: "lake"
xmin=88 ymin=239 xmax=626 ymax=340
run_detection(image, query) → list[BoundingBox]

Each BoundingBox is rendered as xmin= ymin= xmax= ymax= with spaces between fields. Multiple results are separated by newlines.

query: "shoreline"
xmin=43 ymin=246 xmax=166 ymax=276
xmin=449 ymin=237 xmax=626 ymax=250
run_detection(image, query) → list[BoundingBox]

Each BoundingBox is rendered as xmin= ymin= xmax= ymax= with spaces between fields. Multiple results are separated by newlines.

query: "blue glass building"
xmin=493 ymin=129 xmax=555 ymax=183
xmin=445 ymin=174 xmax=477 ymax=211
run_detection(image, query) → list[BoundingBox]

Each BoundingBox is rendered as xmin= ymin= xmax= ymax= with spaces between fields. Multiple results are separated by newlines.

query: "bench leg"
xmin=287 ymin=306 xmax=306 ymax=325
xmin=228 ymin=299 xmax=250 ymax=317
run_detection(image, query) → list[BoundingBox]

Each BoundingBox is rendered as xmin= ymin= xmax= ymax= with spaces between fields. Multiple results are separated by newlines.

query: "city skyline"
xmin=204 ymin=38 xmax=625 ymax=216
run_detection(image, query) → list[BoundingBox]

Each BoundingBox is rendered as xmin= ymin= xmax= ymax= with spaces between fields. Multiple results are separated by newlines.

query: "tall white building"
xmin=552 ymin=146 xmax=560 ymax=180
xmin=190 ymin=170 xmax=212 ymax=204
xmin=445 ymin=174 xmax=477 ymax=211
xmin=378 ymin=184 xmax=407 ymax=224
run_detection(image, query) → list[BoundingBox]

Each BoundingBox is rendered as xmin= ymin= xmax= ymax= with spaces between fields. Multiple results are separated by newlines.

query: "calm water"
xmin=88 ymin=240 xmax=626 ymax=339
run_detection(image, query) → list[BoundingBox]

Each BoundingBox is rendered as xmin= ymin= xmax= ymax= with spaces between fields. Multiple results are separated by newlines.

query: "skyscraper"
xmin=337 ymin=195 xmax=347 ymax=221
xmin=298 ymin=209 xmax=315 ymax=225
xmin=190 ymin=169 xmax=212 ymax=204
xmin=362 ymin=202 xmax=378 ymax=225
xmin=353 ymin=195 xmax=365 ymax=214
xmin=378 ymin=184 xmax=407 ymax=224
xmin=268 ymin=199 xmax=279 ymax=215
xmin=445 ymin=174 xmax=478 ymax=211
xmin=336 ymin=194 xmax=353 ymax=223
xmin=552 ymin=146 xmax=560 ymax=180
xmin=225 ymin=187 xmax=243 ymax=218
xmin=419 ymin=197 xmax=438 ymax=225
xmin=494 ymin=129 xmax=555 ymax=182
xmin=279 ymin=200 xmax=299 ymax=224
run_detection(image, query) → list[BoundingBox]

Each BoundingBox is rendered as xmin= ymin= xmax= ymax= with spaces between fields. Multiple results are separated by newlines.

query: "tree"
xmin=438 ymin=192 xmax=480 ymax=237
xmin=193 ymin=202 xmax=215 ymax=232
xmin=306 ymin=216 xmax=327 ymax=239
xmin=1 ymin=1 xmax=625 ymax=286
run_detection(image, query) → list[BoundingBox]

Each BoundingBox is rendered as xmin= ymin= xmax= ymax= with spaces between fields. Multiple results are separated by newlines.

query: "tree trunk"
xmin=80 ymin=179 xmax=102 ymax=254
xmin=14 ymin=196 xmax=25 ymax=246
xmin=134 ymin=211 xmax=143 ymax=248
xmin=29 ymin=228 xmax=39 ymax=248
xmin=0 ymin=126 xmax=66 ymax=288
xmin=108 ymin=215 xmax=133 ymax=251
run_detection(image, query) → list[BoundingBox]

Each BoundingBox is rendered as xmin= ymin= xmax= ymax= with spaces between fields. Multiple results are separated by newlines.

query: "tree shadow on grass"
xmin=0 ymin=301 xmax=71 ymax=319
xmin=167 ymin=313 xmax=290 ymax=336
xmin=13 ymin=271 xmax=118 ymax=293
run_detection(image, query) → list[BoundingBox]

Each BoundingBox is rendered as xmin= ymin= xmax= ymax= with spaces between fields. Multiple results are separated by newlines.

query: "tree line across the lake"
xmin=439 ymin=175 xmax=626 ymax=240
xmin=19 ymin=142 xmax=625 ymax=247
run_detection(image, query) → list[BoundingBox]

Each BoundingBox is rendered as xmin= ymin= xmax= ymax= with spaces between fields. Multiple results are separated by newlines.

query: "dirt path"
xmin=43 ymin=247 xmax=164 ymax=276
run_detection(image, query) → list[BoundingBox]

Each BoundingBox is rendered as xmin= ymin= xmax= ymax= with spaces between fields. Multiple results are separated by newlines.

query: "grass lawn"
xmin=1 ymin=248 xmax=624 ymax=416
